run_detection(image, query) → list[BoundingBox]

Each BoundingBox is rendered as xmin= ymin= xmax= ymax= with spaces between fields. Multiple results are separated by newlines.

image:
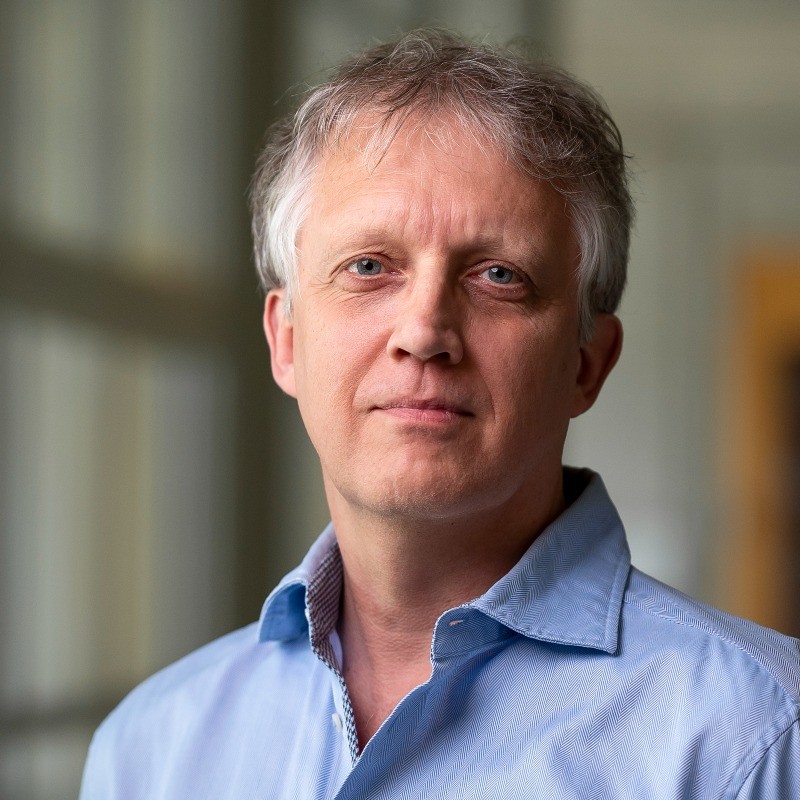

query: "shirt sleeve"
xmin=78 ymin=722 xmax=125 ymax=800
xmin=78 ymin=731 xmax=107 ymax=800
xmin=734 ymin=718 xmax=800 ymax=799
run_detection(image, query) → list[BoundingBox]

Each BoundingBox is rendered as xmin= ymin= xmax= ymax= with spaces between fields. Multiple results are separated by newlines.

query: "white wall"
xmin=559 ymin=0 xmax=800 ymax=600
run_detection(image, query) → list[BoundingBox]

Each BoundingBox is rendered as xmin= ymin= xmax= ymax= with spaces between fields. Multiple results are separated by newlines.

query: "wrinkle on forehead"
xmin=295 ymin=112 xmax=541 ymax=270
xmin=298 ymin=120 xmax=580 ymax=299
xmin=305 ymin=150 xmax=531 ymax=258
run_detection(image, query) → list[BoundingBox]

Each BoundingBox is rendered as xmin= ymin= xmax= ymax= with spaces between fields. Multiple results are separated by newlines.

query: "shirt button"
xmin=331 ymin=713 xmax=343 ymax=732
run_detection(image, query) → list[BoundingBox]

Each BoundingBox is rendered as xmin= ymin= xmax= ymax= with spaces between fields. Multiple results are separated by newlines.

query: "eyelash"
xmin=478 ymin=265 xmax=522 ymax=285
xmin=346 ymin=257 xmax=386 ymax=277
xmin=342 ymin=257 xmax=527 ymax=292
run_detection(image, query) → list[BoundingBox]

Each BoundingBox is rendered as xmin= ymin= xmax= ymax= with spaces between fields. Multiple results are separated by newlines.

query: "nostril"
xmin=386 ymin=289 xmax=464 ymax=364
xmin=387 ymin=326 xmax=463 ymax=365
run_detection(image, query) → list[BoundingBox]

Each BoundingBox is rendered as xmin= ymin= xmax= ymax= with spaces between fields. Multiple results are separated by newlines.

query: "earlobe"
xmin=263 ymin=289 xmax=298 ymax=398
xmin=571 ymin=314 xmax=623 ymax=418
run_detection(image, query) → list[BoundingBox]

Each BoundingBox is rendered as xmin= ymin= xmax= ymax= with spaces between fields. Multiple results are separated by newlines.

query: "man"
xmin=81 ymin=31 xmax=799 ymax=798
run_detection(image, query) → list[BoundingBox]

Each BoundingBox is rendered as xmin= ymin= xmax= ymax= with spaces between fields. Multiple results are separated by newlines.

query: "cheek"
xmin=490 ymin=322 xmax=578 ymax=415
xmin=293 ymin=307 xmax=383 ymax=421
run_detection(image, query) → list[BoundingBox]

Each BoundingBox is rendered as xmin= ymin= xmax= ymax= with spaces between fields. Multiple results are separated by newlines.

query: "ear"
xmin=263 ymin=289 xmax=297 ymax=398
xmin=571 ymin=313 xmax=623 ymax=418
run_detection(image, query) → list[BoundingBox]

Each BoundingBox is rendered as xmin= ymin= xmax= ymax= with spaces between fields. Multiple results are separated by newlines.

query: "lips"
xmin=379 ymin=398 xmax=471 ymax=413
xmin=373 ymin=397 xmax=474 ymax=422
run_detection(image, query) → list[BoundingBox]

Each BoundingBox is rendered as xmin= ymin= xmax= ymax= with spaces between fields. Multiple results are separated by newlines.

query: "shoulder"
xmin=88 ymin=624 xmax=262 ymax=753
xmin=81 ymin=623 xmax=314 ymax=798
xmin=621 ymin=567 xmax=800 ymax=795
xmin=106 ymin=623 xmax=261 ymax=721
xmin=624 ymin=567 xmax=800 ymax=705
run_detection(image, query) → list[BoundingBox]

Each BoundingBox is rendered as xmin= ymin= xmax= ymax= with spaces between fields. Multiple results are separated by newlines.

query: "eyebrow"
xmin=322 ymin=227 xmax=514 ymax=259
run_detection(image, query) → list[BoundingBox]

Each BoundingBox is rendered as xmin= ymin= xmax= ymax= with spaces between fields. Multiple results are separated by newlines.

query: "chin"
xmin=341 ymin=473 xmax=511 ymax=522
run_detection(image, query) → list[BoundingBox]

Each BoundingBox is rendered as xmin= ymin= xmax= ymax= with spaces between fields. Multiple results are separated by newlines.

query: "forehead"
xmin=302 ymin=113 xmax=576 ymax=262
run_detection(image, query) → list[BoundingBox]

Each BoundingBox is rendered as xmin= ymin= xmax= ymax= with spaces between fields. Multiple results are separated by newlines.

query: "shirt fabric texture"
xmin=80 ymin=469 xmax=800 ymax=799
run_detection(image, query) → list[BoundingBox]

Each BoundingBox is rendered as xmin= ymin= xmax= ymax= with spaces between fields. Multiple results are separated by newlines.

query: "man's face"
xmin=266 ymin=119 xmax=620 ymax=522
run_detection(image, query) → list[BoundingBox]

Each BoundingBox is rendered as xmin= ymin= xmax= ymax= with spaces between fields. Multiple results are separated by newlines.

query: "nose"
xmin=386 ymin=274 xmax=464 ymax=364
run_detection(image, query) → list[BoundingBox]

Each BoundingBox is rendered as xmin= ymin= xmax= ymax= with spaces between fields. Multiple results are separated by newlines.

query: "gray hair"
xmin=250 ymin=29 xmax=633 ymax=340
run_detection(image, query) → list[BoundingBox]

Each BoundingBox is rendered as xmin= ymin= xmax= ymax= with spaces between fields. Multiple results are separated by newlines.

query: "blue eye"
xmin=482 ymin=265 xmax=516 ymax=284
xmin=349 ymin=258 xmax=383 ymax=276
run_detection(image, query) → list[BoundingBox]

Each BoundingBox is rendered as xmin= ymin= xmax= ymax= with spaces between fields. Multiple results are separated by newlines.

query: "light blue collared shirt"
xmin=80 ymin=470 xmax=800 ymax=799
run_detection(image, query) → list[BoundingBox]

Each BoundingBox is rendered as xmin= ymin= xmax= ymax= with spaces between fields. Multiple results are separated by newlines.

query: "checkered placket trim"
xmin=306 ymin=545 xmax=361 ymax=763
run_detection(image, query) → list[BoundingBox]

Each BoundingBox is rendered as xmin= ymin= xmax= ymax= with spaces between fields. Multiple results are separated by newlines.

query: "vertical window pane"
xmin=4 ymin=0 xmax=241 ymax=280
xmin=0 ymin=306 xmax=234 ymax=794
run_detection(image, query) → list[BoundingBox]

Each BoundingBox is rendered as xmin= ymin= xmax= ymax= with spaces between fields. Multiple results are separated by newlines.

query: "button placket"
xmin=306 ymin=546 xmax=361 ymax=763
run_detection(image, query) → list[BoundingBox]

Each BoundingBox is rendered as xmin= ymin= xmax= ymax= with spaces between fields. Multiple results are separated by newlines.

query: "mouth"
xmin=374 ymin=398 xmax=474 ymax=423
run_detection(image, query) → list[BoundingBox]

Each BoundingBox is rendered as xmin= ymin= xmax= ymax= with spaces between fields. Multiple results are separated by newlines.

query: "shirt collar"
xmin=470 ymin=469 xmax=630 ymax=654
xmin=258 ymin=469 xmax=630 ymax=655
xmin=257 ymin=524 xmax=339 ymax=643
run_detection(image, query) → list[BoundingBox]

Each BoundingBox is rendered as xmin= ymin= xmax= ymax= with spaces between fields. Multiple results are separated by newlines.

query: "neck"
xmin=326 ymin=470 xmax=565 ymax=747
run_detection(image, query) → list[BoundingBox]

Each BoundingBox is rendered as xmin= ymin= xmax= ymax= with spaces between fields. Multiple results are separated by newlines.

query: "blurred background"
xmin=1 ymin=1 xmax=799 ymax=797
